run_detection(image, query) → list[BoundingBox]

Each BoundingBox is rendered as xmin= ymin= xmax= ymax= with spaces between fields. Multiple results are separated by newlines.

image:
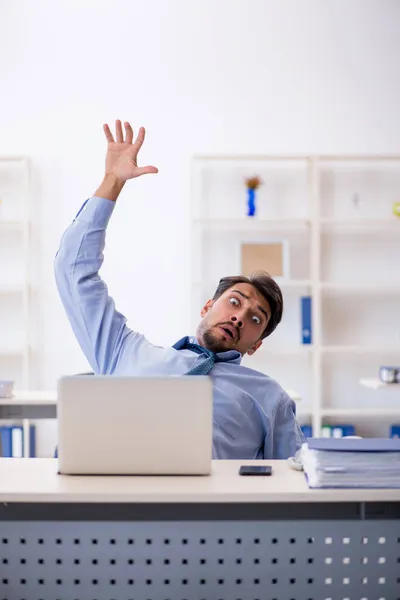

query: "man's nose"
xmin=231 ymin=315 xmax=243 ymax=328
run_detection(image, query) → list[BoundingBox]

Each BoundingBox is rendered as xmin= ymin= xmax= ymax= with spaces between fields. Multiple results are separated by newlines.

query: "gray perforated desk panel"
xmin=0 ymin=460 xmax=399 ymax=600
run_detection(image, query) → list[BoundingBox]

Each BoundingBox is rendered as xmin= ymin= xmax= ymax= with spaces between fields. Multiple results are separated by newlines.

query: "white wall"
xmin=1 ymin=0 xmax=400 ymax=390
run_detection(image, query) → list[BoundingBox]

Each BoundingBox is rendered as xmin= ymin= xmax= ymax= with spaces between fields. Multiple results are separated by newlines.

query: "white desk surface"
xmin=0 ymin=390 xmax=56 ymax=405
xmin=0 ymin=459 xmax=399 ymax=504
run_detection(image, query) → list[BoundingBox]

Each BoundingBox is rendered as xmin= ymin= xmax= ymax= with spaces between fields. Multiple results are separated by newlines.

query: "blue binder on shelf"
xmin=0 ymin=426 xmax=13 ymax=457
xmin=0 ymin=425 xmax=36 ymax=457
xmin=28 ymin=424 xmax=36 ymax=457
xmin=390 ymin=424 xmax=400 ymax=438
xmin=301 ymin=296 xmax=312 ymax=344
xmin=301 ymin=425 xmax=313 ymax=438
xmin=21 ymin=425 xmax=36 ymax=457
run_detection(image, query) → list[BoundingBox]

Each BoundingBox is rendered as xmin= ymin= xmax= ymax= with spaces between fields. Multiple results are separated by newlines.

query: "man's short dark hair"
xmin=212 ymin=271 xmax=283 ymax=340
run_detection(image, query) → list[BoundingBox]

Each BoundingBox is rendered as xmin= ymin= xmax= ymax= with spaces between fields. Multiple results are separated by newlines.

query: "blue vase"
xmin=247 ymin=188 xmax=256 ymax=217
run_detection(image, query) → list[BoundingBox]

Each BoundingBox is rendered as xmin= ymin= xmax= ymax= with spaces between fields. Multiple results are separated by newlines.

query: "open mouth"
xmin=220 ymin=326 xmax=236 ymax=341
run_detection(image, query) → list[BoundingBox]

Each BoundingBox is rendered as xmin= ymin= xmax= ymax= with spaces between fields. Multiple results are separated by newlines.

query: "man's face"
xmin=196 ymin=282 xmax=271 ymax=356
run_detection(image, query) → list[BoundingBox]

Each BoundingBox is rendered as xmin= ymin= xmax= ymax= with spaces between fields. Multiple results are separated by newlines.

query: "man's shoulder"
xmin=236 ymin=362 xmax=291 ymax=402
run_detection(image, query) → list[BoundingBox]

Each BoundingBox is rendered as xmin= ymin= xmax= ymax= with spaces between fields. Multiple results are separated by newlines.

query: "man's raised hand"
xmin=103 ymin=120 xmax=158 ymax=181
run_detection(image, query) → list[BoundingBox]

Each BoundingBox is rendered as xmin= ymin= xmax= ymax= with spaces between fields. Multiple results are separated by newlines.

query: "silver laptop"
xmin=57 ymin=375 xmax=213 ymax=475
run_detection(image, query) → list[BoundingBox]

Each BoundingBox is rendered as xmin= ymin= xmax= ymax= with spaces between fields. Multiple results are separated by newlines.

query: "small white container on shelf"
xmin=0 ymin=379 xmax=14 ymax=398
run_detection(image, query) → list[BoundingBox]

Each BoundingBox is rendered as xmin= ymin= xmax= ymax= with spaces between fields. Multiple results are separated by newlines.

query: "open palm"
xmin=103 ymin=120 xmax=158 ymax=181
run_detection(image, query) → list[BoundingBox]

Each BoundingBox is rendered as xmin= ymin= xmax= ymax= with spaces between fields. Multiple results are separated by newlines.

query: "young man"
xmin=54 ymin=120 xmax=305 ymax=459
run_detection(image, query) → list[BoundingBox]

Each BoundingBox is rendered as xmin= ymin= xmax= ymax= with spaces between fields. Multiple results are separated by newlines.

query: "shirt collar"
xmin=173 ymin=336 xmax=242 ymax=365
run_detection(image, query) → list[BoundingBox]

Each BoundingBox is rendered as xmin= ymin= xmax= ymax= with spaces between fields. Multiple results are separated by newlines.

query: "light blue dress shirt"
xmin=54 ymin=196 xmax=305 ymax=460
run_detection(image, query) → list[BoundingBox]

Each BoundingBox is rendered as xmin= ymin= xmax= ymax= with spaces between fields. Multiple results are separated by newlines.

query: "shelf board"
xmin=322 ymin=407 xmax=400 ymax=417
xmin=317 ymin=155 xmax=400 ymax=161
xmin=360 ymin=378 xmax=400 ymax=390
xmin=193 ymin=279 xmax=312 ymax=290
xmin=194 ymin=217 xmax=310 ymax=233
xmin=0 ymin=284 xmax=26 ymax=294
xmin=279 ymin=279 xmax=312 ymax=288
xmin=0 ymin=347 xmax=26 ymax=357
xmin=257 ymin=345 xmax=312 ymax=356
xmin=0 ymin=156 xmax=29 ymax=162
xmin=0 ymin=390 xmax=56 ymax=405
xmin=193 ymin=154 xmax=309 ymax=162
xmin=321 ymin=345 xmax=400 ymax=354
xmin=285 ymin=389 xmax=302 ymax=402
xmin=195 ymin=154 xmax=400 ymax=162
xmin=320 ymin=217 xmax=400 ymax=234
xmin=0 ymin=220 xmax=25 ymax=232
xmin=296 ymin=409 xmax=312 ymax=417
xmin=320 ymin=282 xmax=400 ymax=295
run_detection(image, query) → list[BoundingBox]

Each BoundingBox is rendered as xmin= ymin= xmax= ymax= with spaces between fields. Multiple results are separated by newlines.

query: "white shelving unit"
xmin=360 ymin=379 xmax=400 ymax=391
xmin=0 ymin=156 xmax=31 ymax=390
xmin=191 ymin=155 xmax=400 ymax=437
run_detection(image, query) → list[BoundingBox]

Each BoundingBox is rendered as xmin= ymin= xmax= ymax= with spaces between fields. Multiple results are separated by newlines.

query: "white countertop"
xmin=0 ymin=459 xmax=399 ymax=503
xmin=0 ymin=390 xmax=56 ymax=405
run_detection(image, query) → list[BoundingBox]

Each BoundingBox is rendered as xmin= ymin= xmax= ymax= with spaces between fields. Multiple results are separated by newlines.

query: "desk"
xmin=0 ymin=459 xmax=399 ymax=599
xmin=0 ymin=391 xmax=57 ymax=420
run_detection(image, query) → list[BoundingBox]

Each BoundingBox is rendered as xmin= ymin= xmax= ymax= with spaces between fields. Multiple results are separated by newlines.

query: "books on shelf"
xmin=302 ymin=437 xmax=400 ymax=489
xmin=0 ymin=424 xmax=35 ymax=457
xmin=321 ymin=424 xmax=356 ymax=438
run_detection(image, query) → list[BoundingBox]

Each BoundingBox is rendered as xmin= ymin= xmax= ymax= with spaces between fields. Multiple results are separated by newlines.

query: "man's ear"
xmin=200 ymin=299 xmax=214 ymax=318
xmin=247 ymin=339 xmax=263 ymax=356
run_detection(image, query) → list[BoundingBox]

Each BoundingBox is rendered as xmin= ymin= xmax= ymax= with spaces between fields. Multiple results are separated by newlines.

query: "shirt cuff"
xmin=74 ymin=196 xmax=116 ymax=227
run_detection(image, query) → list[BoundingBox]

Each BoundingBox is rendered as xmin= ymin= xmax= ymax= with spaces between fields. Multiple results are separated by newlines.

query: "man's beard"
xmin=202 ymin=327 xmax=234 ymax=353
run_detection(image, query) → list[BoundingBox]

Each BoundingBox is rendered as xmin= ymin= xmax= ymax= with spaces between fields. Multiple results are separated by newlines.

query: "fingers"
xmin=103 ymin=121 xmax=150 ymax=154
xmin=124 ymin=121 xmax=133 ymax=144
xmin=136 ymin=165 xmax=159 ymax=177
xmin=103 ymin=124 xmax=114 ymax=143
xmin=132 ymin=126 xmax=146 ymax=154
xmin=132 ymin=127 xmax=158 ymax=176
xmin=115 ymin=119 xmax=123 ymax=143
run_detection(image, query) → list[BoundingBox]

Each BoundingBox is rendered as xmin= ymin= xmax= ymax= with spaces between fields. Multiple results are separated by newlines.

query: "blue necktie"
xmin=173 ymin=336 xmax=220 ymax=375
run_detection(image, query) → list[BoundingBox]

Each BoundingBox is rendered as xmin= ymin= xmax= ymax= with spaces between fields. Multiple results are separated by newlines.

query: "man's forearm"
xmin=54 ymin=196 xmax=131 ymax=374
xmin=94 ymin=172 xmax=125 ymax=202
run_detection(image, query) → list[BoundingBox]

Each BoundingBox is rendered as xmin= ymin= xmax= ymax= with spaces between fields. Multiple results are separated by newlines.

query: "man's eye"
xmin=229 ymin=297 xmax=239 ymax=306
xmin=252 ymin=315 xmax=261 ymax=325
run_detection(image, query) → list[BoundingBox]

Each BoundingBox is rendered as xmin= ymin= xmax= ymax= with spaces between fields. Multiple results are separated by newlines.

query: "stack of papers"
xmin=302 ymin=438 xmax=400 ymax=488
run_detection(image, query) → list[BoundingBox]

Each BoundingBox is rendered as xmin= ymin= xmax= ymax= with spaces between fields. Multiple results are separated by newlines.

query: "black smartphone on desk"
xmin=239 ymin=465 xmax=272 ymax=476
